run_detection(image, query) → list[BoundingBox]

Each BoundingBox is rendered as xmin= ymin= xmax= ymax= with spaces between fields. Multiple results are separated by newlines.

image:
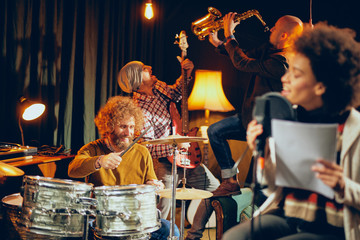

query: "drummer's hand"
xmin=246 ymin=120 xmax=263 ymax=150
xmin=99 ymin=152 xmax=123 ymax=170
xmin=146 ymin=179 xmax=165 ymax=190
xmin=208 ymin=30 xmax=223 ymax=47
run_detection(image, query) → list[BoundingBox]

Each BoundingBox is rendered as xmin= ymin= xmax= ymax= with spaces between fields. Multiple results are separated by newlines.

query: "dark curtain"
xmin=1 ymin=0 xmax=359 ymax=154
xmin=0 ymin=0 xmax=165 ymax=153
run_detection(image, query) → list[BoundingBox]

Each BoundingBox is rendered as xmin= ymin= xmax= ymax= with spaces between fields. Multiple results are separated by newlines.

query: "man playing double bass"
xmin=117 ymin=59 xmax=220 ymax=220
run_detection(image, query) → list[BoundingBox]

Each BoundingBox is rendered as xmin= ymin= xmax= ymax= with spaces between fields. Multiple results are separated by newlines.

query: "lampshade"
xmin=18 ymin=97 xmax=46 ymax=146
xmin=19 ymin=97 xmax=45 ymax=121
xmin=188 ymin=70 xmax=234 ymax=112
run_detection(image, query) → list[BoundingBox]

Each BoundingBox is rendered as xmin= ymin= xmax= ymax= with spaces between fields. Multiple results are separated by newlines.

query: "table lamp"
xmin=188 ymin=69 xmax=235 ymax=165
xmin=18 ymin=96 xmax=46 ymax=146
xmin=188 ymin=69 xmax=234 ymax=124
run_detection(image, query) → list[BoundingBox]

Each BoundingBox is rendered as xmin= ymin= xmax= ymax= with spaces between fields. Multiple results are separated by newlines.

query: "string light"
xmin=144 ymin=0 xmax=154 ymax=20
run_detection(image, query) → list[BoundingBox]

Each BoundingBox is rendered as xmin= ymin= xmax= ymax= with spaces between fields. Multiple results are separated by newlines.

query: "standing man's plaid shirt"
xmin=133 ymin=78 xmax=190 ymax=159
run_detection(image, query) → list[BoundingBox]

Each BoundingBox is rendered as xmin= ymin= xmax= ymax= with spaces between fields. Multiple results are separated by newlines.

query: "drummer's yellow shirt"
xmin=68 ymin=139 xmax=157 ymax=187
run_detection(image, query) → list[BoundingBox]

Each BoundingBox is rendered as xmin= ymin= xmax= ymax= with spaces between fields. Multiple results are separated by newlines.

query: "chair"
xmin=211 ymin=188 xmax=255 ymax=240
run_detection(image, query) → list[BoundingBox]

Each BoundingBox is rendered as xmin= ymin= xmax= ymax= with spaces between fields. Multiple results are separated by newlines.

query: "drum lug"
xmin=157 ymin=209 xmax=161 ymax=221
xmin=77 ymin=196 xmax=97 ymax=206
xmin=118 ymin=211 xmax=131 ymax=221
xmin=80 ymin=208 xmax=96 ymax=216
xmin=135 ymin=196 xmax=142 ymax=210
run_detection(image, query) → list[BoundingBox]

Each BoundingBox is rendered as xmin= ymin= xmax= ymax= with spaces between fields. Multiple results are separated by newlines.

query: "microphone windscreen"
xmin=252 ymin=92 xmax=296 ymax=137
xmin=264 ymin=92 xmax=296 ymax=122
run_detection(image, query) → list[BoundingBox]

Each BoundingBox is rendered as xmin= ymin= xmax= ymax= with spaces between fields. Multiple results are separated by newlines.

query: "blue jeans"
xmin=207 ymin=114 xmax=246 ymax=178
xmin=151 ymin=218 xmax=180 ymax=240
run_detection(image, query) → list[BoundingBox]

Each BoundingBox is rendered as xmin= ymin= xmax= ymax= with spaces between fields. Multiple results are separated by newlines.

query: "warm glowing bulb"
xmin=145 ymin=3 xmax=154 ymax=20
xmin=22 ymin=103 xmax=45 ymax=121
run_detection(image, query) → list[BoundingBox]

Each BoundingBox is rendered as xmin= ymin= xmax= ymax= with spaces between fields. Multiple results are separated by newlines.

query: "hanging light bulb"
xmin=144 ymin=0 xmax=154 ymax=20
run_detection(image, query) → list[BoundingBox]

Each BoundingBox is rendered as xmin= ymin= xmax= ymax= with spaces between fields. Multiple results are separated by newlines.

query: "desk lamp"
xmin=18 ymin=97 xmax=46 ymax=146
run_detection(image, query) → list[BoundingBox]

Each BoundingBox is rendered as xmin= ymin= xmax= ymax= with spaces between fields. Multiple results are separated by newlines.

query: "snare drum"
xmin=19 ymin=175 xmax=93 ymax=237
xmin=93 ymin=184 xmax=160 ymax=237
xmin=1 ymin=193 xmax=23 ymax=239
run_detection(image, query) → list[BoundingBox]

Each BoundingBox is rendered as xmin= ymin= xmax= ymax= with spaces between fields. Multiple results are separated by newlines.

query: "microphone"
xmin=252 ymin=97 xmax=269 ymax=158
xmin=252 ymin=92 xmax=296 ymax=183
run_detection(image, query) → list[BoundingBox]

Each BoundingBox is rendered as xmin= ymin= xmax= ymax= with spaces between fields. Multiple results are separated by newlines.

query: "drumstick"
xmin=119 ymin=125 xmax=152 ymax=157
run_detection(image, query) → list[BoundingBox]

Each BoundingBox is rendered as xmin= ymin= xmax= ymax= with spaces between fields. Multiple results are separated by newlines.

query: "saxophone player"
xmin=185 ymin=13 xmax=303 ymax=240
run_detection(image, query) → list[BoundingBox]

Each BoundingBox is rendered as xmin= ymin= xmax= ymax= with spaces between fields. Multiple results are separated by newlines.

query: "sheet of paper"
xmin=271 ymin=119 xmax=338 ymax=199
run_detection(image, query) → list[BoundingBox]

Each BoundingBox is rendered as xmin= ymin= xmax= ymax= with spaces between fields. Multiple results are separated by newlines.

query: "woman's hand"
xmin=246 ymin=120 xmax=263 ymax=150
xmin=312 ymin=159 xmax=345 ymax=196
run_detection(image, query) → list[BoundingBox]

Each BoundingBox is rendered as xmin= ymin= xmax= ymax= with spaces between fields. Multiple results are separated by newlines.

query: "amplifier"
xmin=0 ymin=143 xmax=38 ymax=160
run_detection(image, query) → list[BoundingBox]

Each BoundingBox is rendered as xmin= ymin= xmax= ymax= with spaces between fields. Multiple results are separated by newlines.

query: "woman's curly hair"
xmin=293 ymin=22 xmax=360 ymax=115
xmin=94 ymin=96 xmax=144 ymax=138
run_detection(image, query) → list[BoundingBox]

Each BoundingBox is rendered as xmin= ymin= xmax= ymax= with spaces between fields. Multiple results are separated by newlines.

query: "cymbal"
xmin=142 ymin=135 xmax=207 ymax=145
xmin=0 ymin=162 xmax=24 ymax=177
xmin=157 ymin=188 xmax=213 ymax=200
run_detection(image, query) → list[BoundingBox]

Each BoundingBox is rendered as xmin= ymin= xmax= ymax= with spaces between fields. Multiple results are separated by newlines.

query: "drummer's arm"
xmin=68 ymin=149 xmax=99 ymax=178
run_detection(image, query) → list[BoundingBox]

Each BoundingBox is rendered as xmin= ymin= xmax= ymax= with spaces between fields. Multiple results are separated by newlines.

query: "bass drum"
xmin=93 ymin=184 xmax=160 ymax=237
xmin=19 ymin=175 xmax=93 ymax=237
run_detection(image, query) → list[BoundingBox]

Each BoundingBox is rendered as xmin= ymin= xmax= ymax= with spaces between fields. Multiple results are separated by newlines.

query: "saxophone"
xmin=191 ymin=7 xmax=269 ymax=41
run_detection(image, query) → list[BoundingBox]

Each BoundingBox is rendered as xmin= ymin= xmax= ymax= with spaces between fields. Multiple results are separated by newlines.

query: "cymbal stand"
xmin=169 ymin=141 xmax=179 ymax=240
xmin=180 ymin=152 xmax=190 ymax=240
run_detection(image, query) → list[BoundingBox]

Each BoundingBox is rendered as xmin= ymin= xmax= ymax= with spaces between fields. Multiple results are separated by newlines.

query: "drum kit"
xmin=0 ymin=135 xmax=212 ymax=240
xmin=143 ymin=134 xmax=212 ymax=240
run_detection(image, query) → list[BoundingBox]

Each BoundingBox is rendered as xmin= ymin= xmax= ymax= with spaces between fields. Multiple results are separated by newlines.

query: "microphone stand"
xmin=249 ymin=135 xmax=266 ymax=239
xmin=169 ymin=141 xmax=179 ymax=240
xmin=250 ymin=150 xmax=263 ymax=240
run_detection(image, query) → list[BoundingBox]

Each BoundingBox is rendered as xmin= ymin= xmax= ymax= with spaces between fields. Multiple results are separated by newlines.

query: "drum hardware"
xmin=96 ymin=209 xmax=134 ymax=223
xmin=145 ymin=133 xmax=212 ymax=240
xmin=77 ymin=196 xmax=98 ymax=207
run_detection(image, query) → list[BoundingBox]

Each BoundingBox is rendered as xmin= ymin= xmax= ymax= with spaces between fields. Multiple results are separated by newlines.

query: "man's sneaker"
xmin=212 ymin=181 xmax=241 ymax=197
